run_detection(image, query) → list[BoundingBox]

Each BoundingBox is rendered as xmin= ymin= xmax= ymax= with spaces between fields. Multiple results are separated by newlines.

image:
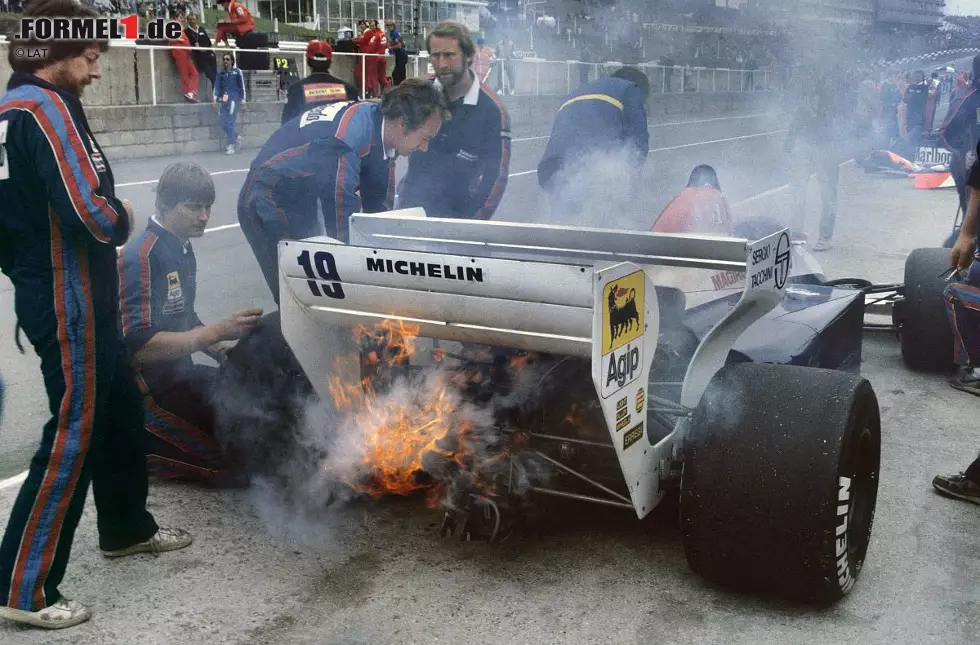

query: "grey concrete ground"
xmin=1 ymin=87 xmax=979 ymax=643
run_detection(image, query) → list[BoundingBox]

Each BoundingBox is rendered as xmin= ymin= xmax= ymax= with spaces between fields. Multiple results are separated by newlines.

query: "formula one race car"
xmin=227 ymin=208 xmax=882 ymax=606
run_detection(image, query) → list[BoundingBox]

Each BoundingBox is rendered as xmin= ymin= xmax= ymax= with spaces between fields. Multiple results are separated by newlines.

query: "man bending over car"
xmin=237 ymin=78 xmax=448 ymax=304
xmin=119 ymin=162 xmax=263 ymax=486
xmin=933 ymin=154 xmax=980 ymax=505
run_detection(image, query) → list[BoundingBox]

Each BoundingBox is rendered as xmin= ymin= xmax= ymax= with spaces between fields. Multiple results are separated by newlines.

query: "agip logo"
xmin=599 ymin=270 xmax=645 ymax=399
xmin=601 ymin=270 xmax=644 ymax=353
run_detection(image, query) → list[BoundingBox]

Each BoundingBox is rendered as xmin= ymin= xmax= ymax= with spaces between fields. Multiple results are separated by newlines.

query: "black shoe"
xmin=950 ymin=367 xmax=980 ymax=397
xmin=932 ymin=473 xmax=980 ymax=505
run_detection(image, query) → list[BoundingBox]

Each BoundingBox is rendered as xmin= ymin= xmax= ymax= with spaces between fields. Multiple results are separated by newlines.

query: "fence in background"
xmin=0 ymin=39 xmax=775 ymax=106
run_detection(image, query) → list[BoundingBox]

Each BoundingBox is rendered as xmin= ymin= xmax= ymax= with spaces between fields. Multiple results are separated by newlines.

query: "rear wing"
xmin=278 ymin=211 xmax=791 ymax=519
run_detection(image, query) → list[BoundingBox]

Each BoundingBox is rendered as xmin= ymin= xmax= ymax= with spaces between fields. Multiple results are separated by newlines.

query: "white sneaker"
xmin=226 ymin=145 xmax=235 ymax=155
xmin=102 ymin=527 xmax=194 ymax=558
xmin=813 ymin=238 xmax=833 ymax=252
xmin=0 ymin=597 xmax=92 ymax=629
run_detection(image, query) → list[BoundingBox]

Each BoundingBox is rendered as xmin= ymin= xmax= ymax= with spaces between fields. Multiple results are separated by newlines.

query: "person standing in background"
xmin=280 ymin=40 xmax=358 ymax=126
xmin=784 ymin=64 xmax=855 ymax=252
xmin=169 ymin=10 xmax=199 ymax=102
xmin=214 ymin=53 xmax=246 ymax=154
xmin=497 ymin=37 xmax=516 ymax=96
xmin=473 ymin=37 xmax=496 ymax=87
xmin=904 ymin=70 xmax=929 ymax=145
xmin=185 ymin=12 xmax=217 ymax=93
xmin=879 ymin=70 xmax=902 ymax=145
xmin=371 ymin=20 xmax=389 ymax=95
xmin=355 ymin=21 xmax=380 ymax=98
xmin=390 ymin=26 xmax=409 ymax=86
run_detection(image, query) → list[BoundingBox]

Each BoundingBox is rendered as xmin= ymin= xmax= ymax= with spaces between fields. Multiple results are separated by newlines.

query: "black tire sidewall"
xmin=822 ymin=380 xmax=881 ymax=602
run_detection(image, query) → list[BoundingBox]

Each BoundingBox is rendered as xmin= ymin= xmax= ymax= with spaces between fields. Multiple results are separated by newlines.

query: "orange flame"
xmin=323 ymin=320 xmax=486 ymax=500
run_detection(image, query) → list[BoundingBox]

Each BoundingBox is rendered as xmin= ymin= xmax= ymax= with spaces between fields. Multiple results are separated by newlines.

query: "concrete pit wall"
xmin=88 ymin=90 xmax=776 ymax=160
xmin=0 ymin=43 xmax=776 ymax=158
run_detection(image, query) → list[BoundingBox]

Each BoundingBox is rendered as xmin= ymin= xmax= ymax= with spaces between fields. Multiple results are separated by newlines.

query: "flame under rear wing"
xmin=278 ymin=211 xmax=791 ymax=519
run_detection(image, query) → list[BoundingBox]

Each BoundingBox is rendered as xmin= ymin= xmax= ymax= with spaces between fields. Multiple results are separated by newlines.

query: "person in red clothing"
xmin=216 ymin=0 xmax=255 ymax=45
xmin=170 ymin=11 xmax=199 ymax=102
xmin=355 ymin=22 xmax=380 ymax=98
xmin=651 ymin=165 xmax=734 ymax=236
xmin=372 ymin=21 xmax=389 ymax=95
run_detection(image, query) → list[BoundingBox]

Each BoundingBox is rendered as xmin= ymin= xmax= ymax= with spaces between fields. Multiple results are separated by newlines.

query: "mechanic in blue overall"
xmin=237 ymin=78 xmax=447 ymax=304
xmin=280 ymin=40 xmax=359 ymax=126
xmin=397 ymin=21 xmax=512 ymax=221
xmin=118 ymin=162 xmax=263 ymax=486
xmin=214 ymin=52 xmax=246 ymax=155
xmin=934 ymin=149 xmax=980 ymax=504
xmin=938 ymin=54 xmax=980 ymax=218
xmin=0 ymin=0 xmax=191 ymax=630
xmin=536 ymin=66 xmax=650 ymax=226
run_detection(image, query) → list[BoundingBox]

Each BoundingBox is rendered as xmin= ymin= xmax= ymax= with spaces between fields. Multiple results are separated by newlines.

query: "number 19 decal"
xmin=297 ymin=249 xmax=345 ymax=299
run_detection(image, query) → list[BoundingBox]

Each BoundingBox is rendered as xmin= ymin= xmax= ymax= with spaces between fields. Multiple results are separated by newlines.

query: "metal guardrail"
xmin=0 ymin=38 xmax=775 ymax=106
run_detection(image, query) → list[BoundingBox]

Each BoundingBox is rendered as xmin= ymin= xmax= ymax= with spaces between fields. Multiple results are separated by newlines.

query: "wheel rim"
xmin=847 ymin=426 xmax=877 ymax=567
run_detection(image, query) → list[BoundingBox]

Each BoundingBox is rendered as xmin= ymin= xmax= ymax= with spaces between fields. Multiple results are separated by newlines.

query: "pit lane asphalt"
xmin=0 ymin=105 xmax=978 ymax=645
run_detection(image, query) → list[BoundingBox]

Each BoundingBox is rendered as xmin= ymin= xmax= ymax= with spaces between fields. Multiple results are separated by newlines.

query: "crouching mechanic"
xmin=280 ymin=40 xmax=359 ymax=126
xmin=119 ymin=162 xmax=263 ymax=484
xmin=536 ymin=66 xmax=650 ymax=226
xmin=651 ymin=165 xmax=734 ymax=236
xmin=238 ymin=78 xmax=448 ymax=304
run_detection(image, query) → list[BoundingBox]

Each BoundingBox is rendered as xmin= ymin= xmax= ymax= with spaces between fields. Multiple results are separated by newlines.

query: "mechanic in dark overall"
xmin=0 ymin=0 xmax=191 ymax=630
xmin=938 ymin=54 xmax=980 ymax=218
xmin=904 ymin=70 xmax=930 ymax=142
xmin=280 ymin=40 xmax=359 ymax=126
xmin=118 ymin=162 xmax=263 ymax=485
xmin=933 ymin=155 xmax=980 ymax=504
xmin=397 ymin=21 xmax=512 ymax=221
xmin=536 ymin=66 xmax=650 ymax=224
xmin=237 ymin=78 xmax=448 ymax=304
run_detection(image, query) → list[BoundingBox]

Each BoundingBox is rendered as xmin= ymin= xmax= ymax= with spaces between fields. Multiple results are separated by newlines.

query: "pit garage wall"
xmin=0 ymin=45 xmax=777 ymax=159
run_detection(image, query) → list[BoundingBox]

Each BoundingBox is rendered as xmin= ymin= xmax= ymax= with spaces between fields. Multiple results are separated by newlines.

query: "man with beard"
xmin=118 ymin=162 xmax=262 ymax=486
xmin=237 ymin=78 xmax=448 ymax=304
xmin=280 ymin=40 xmax=358 ymax=126
xmin=397 ymin=21 xmax=511 ymax=221
xmin=0 ymin=0 xmax=192 ymax=630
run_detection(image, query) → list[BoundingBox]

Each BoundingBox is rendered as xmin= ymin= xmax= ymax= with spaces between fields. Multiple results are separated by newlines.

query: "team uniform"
xmin=0 ymin=73 xmax=159 ymax=612
xmin=398 ymin=72 xmax=511 ymax=220
xmin=281 ymin=72 xmax=358 ymax=125
xmin=238 ymin=101 xmax=395 ymax=302
xmin=652 ymin=186 xmax=734 ymax=236
xmin=118 ymin=218 xmax=235 ymax=484
xmin=536 ymin=76 xmax=648 ymax=225
xmin=170 ymin=27 xmax=199 ymax=100
xmin=214 ymin=65 xmax=246 ymax=151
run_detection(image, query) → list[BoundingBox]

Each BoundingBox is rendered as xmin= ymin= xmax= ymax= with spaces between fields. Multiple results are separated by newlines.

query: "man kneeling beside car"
xmin=118 ymin=162 xmax=263 ymax=486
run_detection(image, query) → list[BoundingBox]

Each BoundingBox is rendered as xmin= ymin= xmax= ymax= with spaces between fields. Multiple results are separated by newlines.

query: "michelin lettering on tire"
xmin=835 ymin=476 xmax=856 ymax=594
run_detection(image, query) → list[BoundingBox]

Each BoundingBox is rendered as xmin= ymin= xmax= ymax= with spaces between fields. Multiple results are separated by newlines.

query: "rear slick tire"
xmin=679 ymin=363 xmax=881 ymax=604
xmin=900 ymin=248 xmax=955 ymax=372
